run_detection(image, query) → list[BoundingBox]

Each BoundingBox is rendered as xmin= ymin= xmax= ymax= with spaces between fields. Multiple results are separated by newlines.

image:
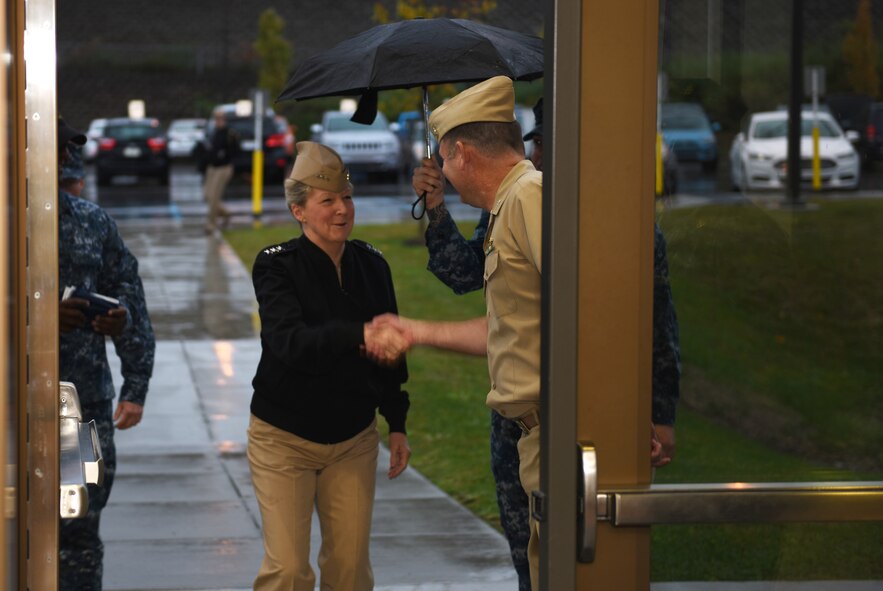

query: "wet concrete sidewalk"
xmin=99 ymin=211 xmax=883 ymax=591
xmin=101 ymin=218 xmax=517 ymax=591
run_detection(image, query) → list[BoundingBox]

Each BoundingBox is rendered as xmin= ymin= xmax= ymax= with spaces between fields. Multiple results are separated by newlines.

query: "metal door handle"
xmin=59 ymin=382 xmax=104 ymax=518
xmin=576 ymin=443 xmax=598 ymax=562
xmin=577 ymin=440 xmax=883 ymax=563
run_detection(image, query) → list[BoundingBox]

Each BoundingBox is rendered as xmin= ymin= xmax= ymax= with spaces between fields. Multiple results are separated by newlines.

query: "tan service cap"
xmin=289 ymin=141 xmax=350 ymax=192
xmin=428 ymin=76 xmax=516 ymax=142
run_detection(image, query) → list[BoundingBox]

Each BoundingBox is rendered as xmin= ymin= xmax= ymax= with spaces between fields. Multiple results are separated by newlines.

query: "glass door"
xmin=542 ymin=0 xmax=883 ymax=589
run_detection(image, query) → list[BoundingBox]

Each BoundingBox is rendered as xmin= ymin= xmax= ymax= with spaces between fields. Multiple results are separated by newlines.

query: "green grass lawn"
xmin=225 ymin=198 xmax=883 ymax=580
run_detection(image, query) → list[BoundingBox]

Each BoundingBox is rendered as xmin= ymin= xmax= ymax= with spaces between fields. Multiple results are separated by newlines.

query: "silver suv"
xmin=310 ymin=111 xmax=401 ymax=181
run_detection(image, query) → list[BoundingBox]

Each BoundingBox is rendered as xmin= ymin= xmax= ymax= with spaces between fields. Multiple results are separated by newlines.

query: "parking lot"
xmin=84 ymin=155 xmax=883 ymax=219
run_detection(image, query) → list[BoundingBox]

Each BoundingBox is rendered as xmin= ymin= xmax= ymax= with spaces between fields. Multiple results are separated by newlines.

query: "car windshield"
xmin=106 ymin=124 xmax=160 ymax=140
xmin=752 ymin=118 xmax=840 ymax=139
xmin=326 ymin=114 xmax=389 ymax=132
xmin=170 ymin=121 xmax=203 ymax=131
xmin=661 ymin=110 xmax=710 ymax=131
xmin=226 ymin=117 xmax=281 ymax=138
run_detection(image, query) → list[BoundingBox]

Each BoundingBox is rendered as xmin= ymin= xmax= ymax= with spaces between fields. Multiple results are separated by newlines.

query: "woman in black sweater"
xmin=247 ymin=141 xmax=410 ymax=591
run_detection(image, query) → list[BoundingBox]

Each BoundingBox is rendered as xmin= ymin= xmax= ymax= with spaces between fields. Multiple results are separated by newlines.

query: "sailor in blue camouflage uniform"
xmin=412 ymin=98 xmax=680 ymax=590
xmin=56 ymin=119 xmax=156 ymax=591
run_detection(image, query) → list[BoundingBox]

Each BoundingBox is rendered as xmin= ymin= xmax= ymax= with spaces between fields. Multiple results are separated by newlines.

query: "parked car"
xmin=397 ymin=116 xmax=438 ymax=177
xmin=396 ymin=105 xmax=536 ymax=177
xmin=660 ymin=102 xmax=719 ymax=171
xmin=167 ymin=118 xmax=206 ymax=158
xmin=198 ymin=104 xmax=295 ymax=183
xmin=515 ymin=104 xmax=536 ymax=157
xmin=93 ymin=117 xmax=170 ymax=186
xmin=82 ymin=118 xmax=107 ymax=162
xmin=310 ymin=110 xmax=401 ymax=181
xmin=729 ymin=110 xmax=860 ymax=191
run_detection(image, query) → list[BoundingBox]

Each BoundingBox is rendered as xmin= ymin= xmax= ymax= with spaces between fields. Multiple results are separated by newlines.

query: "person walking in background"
xmin=247 ymin=141 xmax=411 ymax=591
xmin=57 ymin=118 xmax=156 ymax=591
xmin=202 ymin=109 xmax=238 ymax=234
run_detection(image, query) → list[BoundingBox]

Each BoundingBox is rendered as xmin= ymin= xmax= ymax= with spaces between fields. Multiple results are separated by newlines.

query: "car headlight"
xmin=835 ymin=151 xmax=856 ymax=160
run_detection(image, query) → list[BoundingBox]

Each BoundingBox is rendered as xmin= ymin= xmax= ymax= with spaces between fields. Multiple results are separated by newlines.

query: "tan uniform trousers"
xmin=517 ymin=425 xmax=541 ymax=591
xmin=203 ymin=163 xmax=233 ymax=231
xmin=247 ymin=415 xmax=380 ymax=591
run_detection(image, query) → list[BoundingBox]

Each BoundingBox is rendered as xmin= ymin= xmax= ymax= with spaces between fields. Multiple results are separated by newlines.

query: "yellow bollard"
xmin=252 ymin=148 xmax=264 ymax=228
xmin=655 ymin=132 xmax=664 ymax=196
xmin=811 ymin=125 xmax=821 ymax=191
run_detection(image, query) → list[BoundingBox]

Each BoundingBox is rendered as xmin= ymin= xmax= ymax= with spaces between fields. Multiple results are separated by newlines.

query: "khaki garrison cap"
xmin=289 ymin=141 xmax=350 ymax=192
xmin=429 ymin=75 xmax=516 ymax=142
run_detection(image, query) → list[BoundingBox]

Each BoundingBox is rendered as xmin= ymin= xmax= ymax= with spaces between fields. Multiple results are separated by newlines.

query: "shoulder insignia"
xmin=259 ymin=240 xmax=298 ymax=257
xmin=352 ymin=239 xmax=383 ymax=258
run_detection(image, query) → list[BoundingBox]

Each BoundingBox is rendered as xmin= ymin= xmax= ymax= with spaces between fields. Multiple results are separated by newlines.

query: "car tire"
xmin=97 ymin=170 xmax=111 ymax=186
xmin=702 ymin=157 xmax=718 ymax=172
xmin=158 ymin=169 xmax=170 ymax=186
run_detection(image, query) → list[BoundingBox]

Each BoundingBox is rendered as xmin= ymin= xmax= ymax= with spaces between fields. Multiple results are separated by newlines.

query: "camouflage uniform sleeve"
xmin=374 ymin=258 xmax=410 ymax=435
xmin=97 ymin=214 xmax=155 ymax=406
xmin=651 ymin=223 xmax=680 ymax=426
xmin=424 ymin=203 xmax=487 ymax=295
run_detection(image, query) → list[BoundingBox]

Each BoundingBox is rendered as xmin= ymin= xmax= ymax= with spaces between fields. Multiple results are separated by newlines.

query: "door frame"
xmin=542 ymin=2 xmax=883 ymax=590
xmin=543 ymin=0 xmax=659 ymax=587
xmin=540 ymin=0 xmax=581 ymax=588
xmin=19 ymin=0 xmax=60 ymax=588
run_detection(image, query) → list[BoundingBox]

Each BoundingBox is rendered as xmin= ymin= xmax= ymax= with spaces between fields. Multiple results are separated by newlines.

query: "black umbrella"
xmin=278 ymin=18 xmax=543 ymax=216
xmin=278 ymin=17 xmax=543 ymax=124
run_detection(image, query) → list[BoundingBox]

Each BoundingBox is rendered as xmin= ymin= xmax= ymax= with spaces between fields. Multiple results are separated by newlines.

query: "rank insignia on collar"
xmin=484 ymin=238 xmax=495 ymax=256
xmin=263 ymin=245 xmax=283 ymax=255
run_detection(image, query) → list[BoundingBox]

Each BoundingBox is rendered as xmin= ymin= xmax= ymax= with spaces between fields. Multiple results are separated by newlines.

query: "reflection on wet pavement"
xmin=118 ymin=222 xmax=259 ymax=340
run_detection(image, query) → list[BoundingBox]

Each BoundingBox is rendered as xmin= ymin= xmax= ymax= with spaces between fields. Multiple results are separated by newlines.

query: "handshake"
xmin=362 ymin=314 xmax=415 ymax=367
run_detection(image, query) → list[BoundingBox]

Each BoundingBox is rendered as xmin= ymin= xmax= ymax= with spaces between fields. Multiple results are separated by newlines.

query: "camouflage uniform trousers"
xmin=60 ymin=400 xmax=116 ymax=591
xmin=491 ymin=410 xmax=532 ymax=591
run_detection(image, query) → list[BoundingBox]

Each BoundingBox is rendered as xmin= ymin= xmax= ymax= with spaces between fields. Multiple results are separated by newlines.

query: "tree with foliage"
xmin=255 ymin=9 xmax=293 ymax=104
xmin=842 ymin=0 xmax=879 ymax=98
xmin=373 ymin=0 xmax=497 ymax=22
xmin=370 ymin=0 xmax=499 ymax=118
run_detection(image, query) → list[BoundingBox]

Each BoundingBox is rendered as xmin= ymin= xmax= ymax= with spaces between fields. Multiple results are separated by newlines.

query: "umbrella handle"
xmin=422 ymin=86 xmax=432 ymax=160
xmin=410 ymin=85 xmax=432 ymax=220
xmin=411 ymin=191 xmax=427 ymax=220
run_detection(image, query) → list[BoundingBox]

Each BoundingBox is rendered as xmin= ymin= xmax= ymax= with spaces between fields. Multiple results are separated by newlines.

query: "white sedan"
xmin=730 ymin=110 xmax=860 ymax=191
xmin=167 ymin=118 xmax=207 ymax=159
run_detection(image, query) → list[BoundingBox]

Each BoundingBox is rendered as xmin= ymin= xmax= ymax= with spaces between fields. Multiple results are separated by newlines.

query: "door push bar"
xmin=577 ymin=442 xmax=883 ymax=563
xmin=59 ymin=382 xmax=104 ymax=519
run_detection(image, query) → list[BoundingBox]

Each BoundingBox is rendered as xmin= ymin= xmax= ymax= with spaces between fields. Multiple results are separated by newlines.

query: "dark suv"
xmin=94 ymin=118 xmax=170 ymax=186
xmin=198 ymin=104 xmax=294 ymax=183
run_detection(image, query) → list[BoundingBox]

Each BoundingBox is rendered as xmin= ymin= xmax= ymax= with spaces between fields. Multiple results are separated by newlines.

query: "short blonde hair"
xmin=284 ymin=178 xmax=312 ymax=209
xmin=284 ymin=178 xmax=355 ymax=225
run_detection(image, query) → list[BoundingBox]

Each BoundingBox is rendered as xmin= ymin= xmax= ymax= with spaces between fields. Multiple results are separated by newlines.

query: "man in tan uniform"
xmin=370 ymin=75 xmax=544 ymax=587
